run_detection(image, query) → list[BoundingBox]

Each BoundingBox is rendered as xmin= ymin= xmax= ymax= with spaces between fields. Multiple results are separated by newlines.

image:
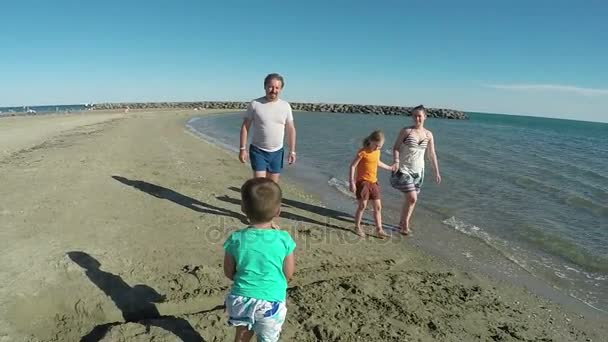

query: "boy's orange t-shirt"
xmin=356 ymin=148 xmax=380 ymax=183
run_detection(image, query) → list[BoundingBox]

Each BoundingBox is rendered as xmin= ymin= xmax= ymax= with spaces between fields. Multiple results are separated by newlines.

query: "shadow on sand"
xmin=219 ymin=186 xmax=364 ymax=235
xmin=112 ymin=176 xmax=248 ymax=225
xmin=223 ymin=186 xmax=401 ymax=236
xmin=228 ymin=186 xmax=354 ymax=224
xmin=68 ymin=251 xmax=205 ymax=342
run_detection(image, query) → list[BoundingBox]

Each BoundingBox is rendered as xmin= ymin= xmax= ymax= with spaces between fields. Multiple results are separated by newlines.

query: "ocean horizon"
xmin=1 ymin=102 xmax=607 ymax=124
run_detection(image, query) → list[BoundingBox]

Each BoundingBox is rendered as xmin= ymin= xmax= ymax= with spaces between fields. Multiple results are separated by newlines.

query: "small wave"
xmin=511 ymin=175 xmax=608 ymax=217
xmin=443 ymin=217 xmax=608 ymax=313
xmin=439 ymin=152 xmax=484 ymax=170
xmin=564 ymin=265 xmax=581 ymax=273
xmin=564 ymin=195 xmax=608 ymax=217
xmin=523 ymin=164 xmax=608 ymax=202
xmin=568 ymin=293 xmax=608 ymax=314
xmin=518 ymin=222 xmax=608 ymax=273
xmin=588 ymin=274 xmax=607 ymax=281
xmin=327 ymin=177 xmax=356 ymax=199
xmin=513 ymin=175 xmax=561 ymax=195
xmin=441 ymin=217 xmax=535 ymax=273
xmin=442 ymin=216 xmax=492 ymax=241
xmin=533 ymin=153 xmax=608 ymax=183
xmin=186 ymin=117 xmax=202 ymax=125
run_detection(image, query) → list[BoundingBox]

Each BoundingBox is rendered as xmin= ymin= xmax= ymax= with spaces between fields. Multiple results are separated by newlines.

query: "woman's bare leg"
xmin=400 ymin=191 xmax=417 ymax=234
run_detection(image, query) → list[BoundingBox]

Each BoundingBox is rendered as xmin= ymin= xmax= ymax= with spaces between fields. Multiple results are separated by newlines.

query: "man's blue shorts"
xmin=249 ymin=144 xmax=284 ymax=174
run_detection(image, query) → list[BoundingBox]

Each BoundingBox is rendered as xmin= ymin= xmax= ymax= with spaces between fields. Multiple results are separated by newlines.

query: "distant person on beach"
xmin=239 ymin=73 xmax=297 ymax=183
xmin=349 ymin=130 xmax=396 ymax=238
xmin=223 ymin=178 xmax=296 ymax=342
xmin=390 ymin=105 xmax=441 ymax=235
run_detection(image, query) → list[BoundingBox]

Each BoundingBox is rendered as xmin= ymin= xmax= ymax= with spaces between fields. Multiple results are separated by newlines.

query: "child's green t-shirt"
xmin=223 ymin=228 xmax=296 ymax=302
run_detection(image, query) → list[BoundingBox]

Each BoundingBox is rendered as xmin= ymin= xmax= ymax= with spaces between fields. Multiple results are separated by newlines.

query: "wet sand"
xmin=0 ymin=110 xmax=605 ymax=341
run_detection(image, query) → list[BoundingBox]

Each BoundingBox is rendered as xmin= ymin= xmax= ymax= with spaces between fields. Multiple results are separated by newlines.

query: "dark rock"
xmin=92 ymin=101 xmax=468 ymax=119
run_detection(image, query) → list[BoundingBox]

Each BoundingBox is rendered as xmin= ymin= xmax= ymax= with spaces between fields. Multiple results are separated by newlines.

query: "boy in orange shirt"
xmin=349 ymin=130 xmax=397 ymax=237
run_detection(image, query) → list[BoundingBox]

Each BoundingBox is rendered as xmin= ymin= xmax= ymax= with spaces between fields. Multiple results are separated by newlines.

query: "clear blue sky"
xmin=1 ymin=0 xmax=607 ymax=122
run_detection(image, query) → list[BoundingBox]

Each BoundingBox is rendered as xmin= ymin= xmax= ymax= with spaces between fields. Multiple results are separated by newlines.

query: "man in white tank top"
xmin=239 ymin=73 xmax=297 ymax=183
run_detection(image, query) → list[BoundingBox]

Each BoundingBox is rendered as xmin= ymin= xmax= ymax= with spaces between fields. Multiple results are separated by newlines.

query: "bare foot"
xmin=271 ymin=221 xmax=280 ymax=229
xmin=399 ymin=229 xmax=411 ymax=236
xmin=399 ymin=224 xmax=411 ymax=236
xmin=355 ymin=227 xmax=366 ymax=237
xmin=376 ymin=229 xmax=389 ymax=238
xmin=398 ymin=220 xmax=411 ymax=236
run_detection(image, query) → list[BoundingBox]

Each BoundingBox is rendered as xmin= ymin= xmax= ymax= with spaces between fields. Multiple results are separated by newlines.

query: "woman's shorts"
xmin=390 ymin=168 xmax=424 ymax=193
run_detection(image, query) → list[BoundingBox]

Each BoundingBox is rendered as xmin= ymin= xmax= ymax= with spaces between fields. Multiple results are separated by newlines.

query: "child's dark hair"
xmin=241 ymin=178 xmax=282 ymax=223
xmin=363 ymin=130 xmax=384 ymax=148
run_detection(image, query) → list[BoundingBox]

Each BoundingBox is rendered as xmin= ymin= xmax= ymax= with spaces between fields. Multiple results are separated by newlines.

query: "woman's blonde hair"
xmin=363 ymin=130 xmax=384 ymax=148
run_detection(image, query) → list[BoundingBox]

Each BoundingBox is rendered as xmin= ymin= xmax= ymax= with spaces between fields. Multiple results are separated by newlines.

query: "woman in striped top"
xmin=390 ymin=105 xmax=441 ymax=235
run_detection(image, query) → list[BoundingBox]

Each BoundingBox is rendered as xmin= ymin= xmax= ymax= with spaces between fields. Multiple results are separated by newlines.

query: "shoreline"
xmin=0 ymin=110 xmax=605 ymax=341
xmin=187 ymin=112 xmax=608 ymax=318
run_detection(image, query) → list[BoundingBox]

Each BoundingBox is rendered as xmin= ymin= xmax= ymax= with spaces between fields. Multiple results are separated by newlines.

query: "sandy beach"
xmin=0 ymin=110 xmax=606 ymax=342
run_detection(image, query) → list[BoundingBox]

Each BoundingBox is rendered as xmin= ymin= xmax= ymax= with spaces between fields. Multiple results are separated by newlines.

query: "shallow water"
xmin=187 ymin=110 xmax=608 ymax=313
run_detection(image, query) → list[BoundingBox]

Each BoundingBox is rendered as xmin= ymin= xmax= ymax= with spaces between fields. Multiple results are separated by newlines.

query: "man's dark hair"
xmin=264 ymin=73 xmax=285 ymax=89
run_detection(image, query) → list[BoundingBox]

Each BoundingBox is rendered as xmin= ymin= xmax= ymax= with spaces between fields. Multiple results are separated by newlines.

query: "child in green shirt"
xmin=223 ymin=178 xmax=296 ymax=342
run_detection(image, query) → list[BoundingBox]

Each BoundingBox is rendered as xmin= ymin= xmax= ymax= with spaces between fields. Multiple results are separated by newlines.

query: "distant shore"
xmin=92 ymin=101 xmax=468 ymax=119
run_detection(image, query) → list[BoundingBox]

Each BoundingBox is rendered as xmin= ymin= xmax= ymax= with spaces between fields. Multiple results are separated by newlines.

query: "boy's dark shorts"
xmin=249 ymin=144 xmax=284 ymax=174
xmin=356 ymin=180 xmax=381 ymax=201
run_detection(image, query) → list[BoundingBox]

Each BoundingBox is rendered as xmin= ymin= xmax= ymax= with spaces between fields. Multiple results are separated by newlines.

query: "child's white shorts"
xmin=225 ymin=294 xmax=287 ymax=342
